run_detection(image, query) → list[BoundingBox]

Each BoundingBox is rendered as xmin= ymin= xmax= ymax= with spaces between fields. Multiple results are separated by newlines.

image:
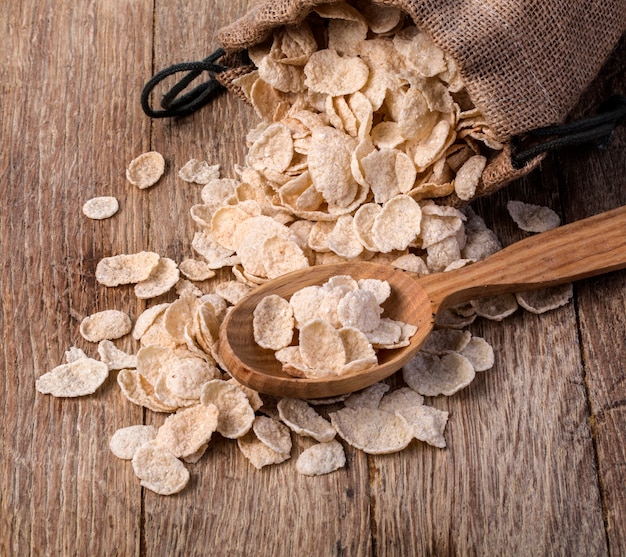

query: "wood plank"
xmin=369 ymin=168 xmax=608 ymax=554
xmin=557 ymin=34 xmax=626 ymax=557
xmin=141 ymin=1 xmax=372 ymax=555
xmin=0 ymin=1 xmax=152 ymax=554
xmin=366 ymin=38 xmax=626 ymax=551
xmin=3 ymin=0 xmax=623 ymax=555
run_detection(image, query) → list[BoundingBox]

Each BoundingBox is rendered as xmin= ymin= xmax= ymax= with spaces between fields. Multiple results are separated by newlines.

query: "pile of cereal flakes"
xmin=36 ymin=2 xmax=573 ymax=495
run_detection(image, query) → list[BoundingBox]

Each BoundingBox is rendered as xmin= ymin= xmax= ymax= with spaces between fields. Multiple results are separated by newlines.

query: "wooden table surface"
xmin=1 ymin=1 xmax=624 ymax=555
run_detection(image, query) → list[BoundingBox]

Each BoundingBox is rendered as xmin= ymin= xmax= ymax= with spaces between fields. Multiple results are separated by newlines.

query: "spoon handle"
xmin=418 ymin=205 xmax=626 ymax=311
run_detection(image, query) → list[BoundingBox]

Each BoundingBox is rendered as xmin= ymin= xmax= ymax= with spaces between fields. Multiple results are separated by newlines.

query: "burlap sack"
xmin=215 ymin=0 xmax=625 ymax=201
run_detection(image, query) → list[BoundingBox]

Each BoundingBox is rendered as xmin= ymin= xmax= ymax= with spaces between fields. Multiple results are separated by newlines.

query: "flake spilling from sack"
xmin=34 ymin=0 xmax=576 ymax=495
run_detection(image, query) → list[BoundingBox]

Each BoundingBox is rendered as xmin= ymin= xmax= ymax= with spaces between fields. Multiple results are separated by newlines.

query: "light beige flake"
xmin=275 ymin=346 xmax=312 ymax=378
xmin=133 ymin=303 xmax=170 ymax=340
xmin=155 ymin=404 xmax=219 ymax=458
xmin=329 ymin=406 xmax=412 ymax=454
xmin=393 ymin=26 xmax=447 ymax=78
xmin=420 ymin=329 xmax=472 ymax=355
xmin=277 ymin=23 xmax=318 ymax=63
xmin=134 ymin=257 xmax=180 ymax=299
xmin=344 ymin=382 xmax=390 ymax=409
xmin=36 ymin=357 xmax=109 ymax=397
xmin=296 ymin=440 xmax=346 ymax=476
xmin=391 ymin=253 xmax=429 ymax=274
xmin=82 ymin=196 xmax=119 ymax=220
xmin=164 ymin=295 xmax=200 ymax=344
xmin=361 ymin=149 xmax=416 ymax=203
xmin=135 ymin=343 xmax=174 ymax=384
xmin=80 ymin=310 xmax=132 ymax=343
xmin=131 ymin=441 xmax=189 ymax=495
xmin=211 ymin=201 xmax=262 ymax=252
xmin=402 ymin=352 xmax=475 ymax=396
xmin=289 ymin=285 xmax=326 ymax=327
xmin=97 ymin=340 xmax=137 ymax=370
xmin=506 ymin=200 xmax=561 ymax=233
xmin=366 ymin=317 xmax=402 ymax=346
xmin=117 ymin=368 xmax=177 ymax=413
xmin=165 ymin=354 xmax=218 ymax=400
xmin=247 ymin=123 xmax=294 ymax=174
xmin=214 ymin=280 xmax=253 ymax=305
xmin=182 ymin=443 xmax=209 ymax=464
xmin=471 ymin=293 xmax=519 ymax=321
xmin=515 ymin=284 xmax=573 ymax=314
xmin=459 ymin=336 xmax=495 ymax=372
xmin=378 ymin=321 xmax=418 ymax=350
xmin=307 ymin=220 xmax=334 ymax=252
xmin=327 ymin=215 xmax=364 ymax=258
xmin=372 ymin=195 xmax=422 ymax=252
xmin=237 ymin=430 xmax=291 ymax=469
xmin=257 ymin=52 xmax=306 ymax=93
xmin=178 ymin=159 xmax=220 ymax=184
xmin=461 ymin=208 xmax=502 ymax=261
xmin=253 ymin=294 xmax=294 ymax=350
xmin=398 ymin=87 xmax=437 ymax=142
xmin=277 ymin=398 xmax=336 ymax=442
xmin=304 ymin=49 xmax=369 ymax=96
xmin=337 ymin=290 xmax=382 ymax=332
xmin=352 ymin=203 xmax=382 ymax=252
xmin=191 ymin=230 xmax=240 ymax=269
xmin=153 ymin=358 xmax=197 ymax=408
xmin=179 ymin=258 xmax=216 ymax=281
xmin=226 ymin=378 xmax=264 ymax=412
xmin=412 ymin=120 xmax=452 ymax=171
xmin=126 ymin=151 xmax=165 ymax=189
xmin=359 ymin=148 xmax=398 ymax=203
xmin=357 ymin=278 xmax=391 ymax=305
xmin=419 ymin=204 xmax=466 ymax=248
xmin=356 ymin=38 xmax=407 ymax=110
xmin=378 ymin=387 xmax=425 ymax=412
xmin=426 ymin=236 xmax=462 ymax=272
xmin=299 ymin=319 xmax=346 ymax=376
xmin=64 ymin=346 xmax=87 ymax=363
xmin=200 ymin=380 xmax=255 ymax=439
xmin=261 ymin=235 xmax=310 ymax=279
xmin=200 ymin=177 xmax=239 ymax=207
xmin=109 ymin=425 xmax=157 ymax=460
xmin=454 ymin=155 xmax=486 ymax=201
xmin=252 ymin=415 xmax=292 ymax=455
xmin=434 ymin=307 xmax=477 ymax=329
xmin=316 ymin=4 xmax=368 ymax=56
xmin=96 ymin=251 xmax=160 ymax=286
xmin=396 ymin=405 xmax=449 ymax=448
xmin=339 ymin=327 xmax=377 ymax=370
xmin=362 ymin=2 xmax=402 ymax=33
xmin=308 ymin=126 xmax=358 ymax=208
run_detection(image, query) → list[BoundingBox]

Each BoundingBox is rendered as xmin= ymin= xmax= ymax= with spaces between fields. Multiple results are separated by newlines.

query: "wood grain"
xmin=0 ymin=1 xmax=624 ymax=555
xmin=557 ymin=34 xmax=626 ymax=556
xmin=0 ymin=1 xmax=152 ymax=555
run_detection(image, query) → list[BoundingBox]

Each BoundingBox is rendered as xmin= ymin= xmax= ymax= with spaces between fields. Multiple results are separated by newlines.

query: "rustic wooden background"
xmin=1 ymin=1 xmax=624 ymax=555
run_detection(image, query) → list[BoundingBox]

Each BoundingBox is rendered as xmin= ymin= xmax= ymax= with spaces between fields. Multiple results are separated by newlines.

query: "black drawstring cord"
xmin=511 ymin=94 xmax=626 ymax=168
xmin=141 ymin=48 xmax=230 ymax=118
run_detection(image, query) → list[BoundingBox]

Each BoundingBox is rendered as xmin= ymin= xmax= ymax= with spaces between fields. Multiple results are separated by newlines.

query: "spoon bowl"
xmin=219 ymin=206 xmax=626 ymax=399
xmin=219 ymin=262 xmax=435 ymax=399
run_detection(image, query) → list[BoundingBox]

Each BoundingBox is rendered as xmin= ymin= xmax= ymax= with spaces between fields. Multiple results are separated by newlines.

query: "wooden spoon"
xmin=219 ymin=205 xmax=626 ymax=399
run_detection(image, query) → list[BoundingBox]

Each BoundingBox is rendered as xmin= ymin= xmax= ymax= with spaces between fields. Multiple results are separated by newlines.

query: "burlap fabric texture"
xmin=216 ymin=0 xmax=626 ymax=200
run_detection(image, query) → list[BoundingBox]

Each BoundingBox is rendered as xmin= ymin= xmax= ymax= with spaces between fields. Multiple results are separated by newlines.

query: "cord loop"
xmin=141 ymin=48 xmax=230 ymax=118
xmin=511 ymin=95 xmax=626 ymax=168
